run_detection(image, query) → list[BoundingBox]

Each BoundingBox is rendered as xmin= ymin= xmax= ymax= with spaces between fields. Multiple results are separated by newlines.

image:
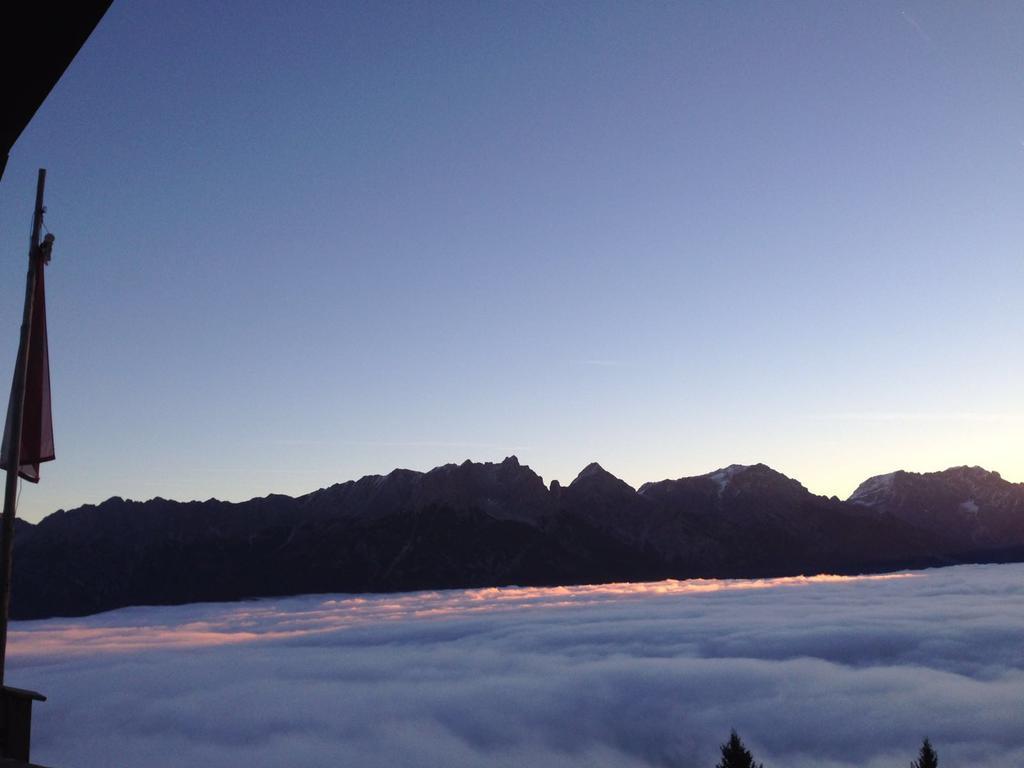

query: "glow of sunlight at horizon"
xmin=10 ymin=572 xmax=916 ymax=658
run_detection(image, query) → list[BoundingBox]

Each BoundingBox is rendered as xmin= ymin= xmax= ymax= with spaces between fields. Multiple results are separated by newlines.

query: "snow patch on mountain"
xmin=959 ymin=499 xmax=980 ymax=516
xmin=849 ymin=472 xmax=898 ymax=507
xmin=707 ymin=465 xmax=749 ymax=496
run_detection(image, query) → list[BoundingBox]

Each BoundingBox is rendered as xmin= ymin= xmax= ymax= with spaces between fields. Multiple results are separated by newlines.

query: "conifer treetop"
xmin=716 ymin=730 xmax=764 ymax=768
xmin=911 ymin=738 xmax=938 ymax=768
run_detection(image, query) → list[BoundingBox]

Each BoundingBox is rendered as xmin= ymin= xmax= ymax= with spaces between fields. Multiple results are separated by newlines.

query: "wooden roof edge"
xmin=0 ymin=686 xmax=46 ymax=702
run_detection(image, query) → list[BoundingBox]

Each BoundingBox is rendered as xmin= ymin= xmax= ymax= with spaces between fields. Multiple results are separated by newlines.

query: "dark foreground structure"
xmin=0 ymin=2 xmax=113 ymax=180
xmin=2 ymin=5 xmax=113 ymax=763
xmin=0 ymin=687 xmax=45 ymax=766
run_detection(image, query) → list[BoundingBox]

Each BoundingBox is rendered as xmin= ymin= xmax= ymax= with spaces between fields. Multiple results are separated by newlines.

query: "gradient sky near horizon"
xmin=1 ymin=1 xmax=1023 ymax=523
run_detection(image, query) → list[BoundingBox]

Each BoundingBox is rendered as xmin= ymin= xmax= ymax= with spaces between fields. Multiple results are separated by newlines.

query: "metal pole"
xmin=0 ymin=169 xmax=46 ymax=685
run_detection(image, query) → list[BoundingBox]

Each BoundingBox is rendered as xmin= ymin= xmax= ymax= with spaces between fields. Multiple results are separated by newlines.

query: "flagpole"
xmin=0 ymin=168 xmax=47 ymax=685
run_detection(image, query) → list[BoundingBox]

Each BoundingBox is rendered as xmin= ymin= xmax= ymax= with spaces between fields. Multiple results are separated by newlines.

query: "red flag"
xmin=1 ymin=258 xmax=54 ymax=483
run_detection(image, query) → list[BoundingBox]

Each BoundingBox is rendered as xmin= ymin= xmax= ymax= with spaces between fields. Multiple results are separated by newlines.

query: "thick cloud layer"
xmin=9 ymin=565 xmax=1024 ymax=767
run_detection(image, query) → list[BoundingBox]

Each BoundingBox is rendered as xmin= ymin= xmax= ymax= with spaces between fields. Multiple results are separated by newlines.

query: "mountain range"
xmin=11 ymin=458 xmax=1024 ymax=619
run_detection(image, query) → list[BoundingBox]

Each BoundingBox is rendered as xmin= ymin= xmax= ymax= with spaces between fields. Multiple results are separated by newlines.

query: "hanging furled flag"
xmin=0 ymin=233 xmax=55 ymax=483
xmin=0 ymin=169 xmax=58 ymax=715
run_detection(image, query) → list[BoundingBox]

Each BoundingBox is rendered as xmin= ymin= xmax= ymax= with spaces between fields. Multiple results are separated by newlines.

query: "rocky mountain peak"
xmin=848 ymin=472 xmax=902 ymax=507
xmin=569 ymin=462 xmax=635 ymax=494
xmin=418 ymin=456 xmax=552 ymax=524
xmin=573 ymin=462 xmax=610 ymax=482
xmin=941 ymin=465 xmax=1004 ymax=484
xmin=708 ymin=463 xmax=808 ymax=498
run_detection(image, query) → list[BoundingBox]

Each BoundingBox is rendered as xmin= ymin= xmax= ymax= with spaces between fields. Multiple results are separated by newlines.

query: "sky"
xmin=9 ymin=562 xmax=1024 ymax=767
xmin=1 ymin=1 xmax=1023 ymax=522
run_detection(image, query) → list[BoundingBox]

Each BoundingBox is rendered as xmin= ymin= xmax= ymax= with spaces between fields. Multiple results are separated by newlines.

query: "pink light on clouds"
xmin=9 ymin=572 xmax=915 ymax=659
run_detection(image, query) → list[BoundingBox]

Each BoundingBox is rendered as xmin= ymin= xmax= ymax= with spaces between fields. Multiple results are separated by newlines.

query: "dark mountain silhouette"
xmin=849 ymin=465 xmax=1024 ymax=550
xmin=10 ymin=458 xmax=1023 ymax=619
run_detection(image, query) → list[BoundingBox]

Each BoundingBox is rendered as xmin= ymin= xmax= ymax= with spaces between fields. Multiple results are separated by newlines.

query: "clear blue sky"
xmin=2 ymin=1 xmax=1022 ymax=522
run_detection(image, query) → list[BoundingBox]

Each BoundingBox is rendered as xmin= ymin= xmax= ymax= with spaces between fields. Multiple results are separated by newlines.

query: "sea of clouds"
xmin=8 ymin=563 xmax=1024 ymax=768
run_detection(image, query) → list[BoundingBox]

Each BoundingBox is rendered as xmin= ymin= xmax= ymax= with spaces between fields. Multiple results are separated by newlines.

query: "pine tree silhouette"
xmin=911 ymin=738 xmax=938 ymax=768
xmin=716 ymin=730 xmax=764 ymax=768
